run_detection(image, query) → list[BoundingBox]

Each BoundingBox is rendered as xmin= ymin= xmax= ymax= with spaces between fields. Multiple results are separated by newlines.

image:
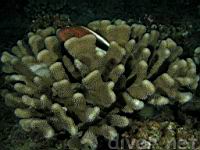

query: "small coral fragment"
xmin=37 ymin=26 xmax=56 ymax=38
xmin=51 ymin=103 xmax=78 ymax=135
xmin=49 ymin=62 xmax=68 ymax=80
xmin=28 ymin=35 xmax=44 ymax=55
xmin=127 ymin=80 xmax=155 ymax=99
xmin=64 ymin=34 xmax=103 ymax=72
xmin=97 ymin=124 xmax=118 ymax=140
xmin=37 ymin=49 xmax=58 ymax=64
xmin=81 ymin=129 xmax=98 ymax=149
xmin=19 ymin=118 xmax=55 ymax=139
xmin=194 ymin=47 xmax=200 ymax=65
xmin=107 ymin=114 xmax=129 ymax=127
xmin=122 ymin=92 xmax=144 ymax=113
xmin=82 ymin=70 xmax=116 ymax=107
xmin=15 ymin=108 xmax=42 ymax=118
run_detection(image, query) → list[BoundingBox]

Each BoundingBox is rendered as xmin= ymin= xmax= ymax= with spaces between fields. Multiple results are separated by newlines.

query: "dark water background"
xmin=0 ymin=0 xmax=200 ymax=52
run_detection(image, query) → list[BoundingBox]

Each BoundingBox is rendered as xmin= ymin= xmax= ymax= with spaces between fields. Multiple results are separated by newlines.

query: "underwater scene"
xmin=0 ymin=0 xmax=200 ymax=149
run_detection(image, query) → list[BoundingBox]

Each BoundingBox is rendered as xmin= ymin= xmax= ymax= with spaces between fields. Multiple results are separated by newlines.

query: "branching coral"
xmin=194 ymin=47 xmax=200 ymax=65
xmin=0 ymin=19 xmax=199 ymax=149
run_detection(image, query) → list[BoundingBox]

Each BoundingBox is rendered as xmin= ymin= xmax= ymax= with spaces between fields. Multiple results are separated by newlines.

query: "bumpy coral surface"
xmin=194 ymin=47 xmax=200 ymax=65
xmin=121 ymin=121 xmax=200 ymax=150
xmin=0 ymin=19 xmax=199 ymax=149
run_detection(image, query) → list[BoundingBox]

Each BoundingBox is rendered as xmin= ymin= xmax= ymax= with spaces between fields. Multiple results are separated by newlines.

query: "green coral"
xmin=0 ymin=19 xmax=199 ymax=149
xmin=194 ymin=47 xmax=200 ymax=65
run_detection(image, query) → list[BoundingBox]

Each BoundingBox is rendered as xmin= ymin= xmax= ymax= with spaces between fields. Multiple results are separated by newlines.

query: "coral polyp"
xmin=0 ymin=19 xmax=199 ymax=149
